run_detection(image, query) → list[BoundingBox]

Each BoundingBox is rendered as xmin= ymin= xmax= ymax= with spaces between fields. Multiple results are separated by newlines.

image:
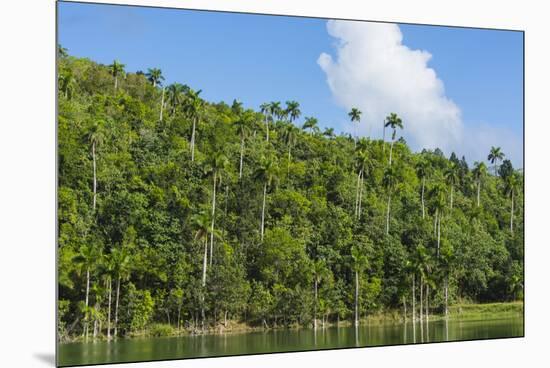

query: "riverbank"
xmin=60 ymin=301 xmax=523 ymax=343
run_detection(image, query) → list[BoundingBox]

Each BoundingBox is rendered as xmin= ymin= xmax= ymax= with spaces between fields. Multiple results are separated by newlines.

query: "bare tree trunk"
xmin=389 ymin=139 xmax=394 ymax=166
xmin=159 ymin=86 xmax=165 ymax=121
xmin=84 ymin=267 xmax=90 ymax=340
xmin=354 ymin=270 xmax=359 ymax=327
xmin=477 ymin=180 xmax=481 ymax=207
xmin=202 ymin=238 xmax=208 ymax=287
xmin=210 ymin=172 xmax=217 ymax=267
xmin=510 ymin=191 xmax=514 ymax=234
xmin=92 ymin=142 xmax=97 ymax=211
xmin=190 ymin=117 xmax=197 ymax=162
xmin=260 ymin=183 xmax=267 ymax=241
xmin=107 ymin=277 xmax=112 ymax=340
xmin=314 ymin=279 xmax=318 ymax=330
xmin=421 ymin=178 xmax=425 ymax=219
xmin=386 ymin=193 xmax=391 ymax=235
xmin=114 ymin=277 xmax=120 ymax=338
xmin=239 ymin=136 xmax=245 ymax=179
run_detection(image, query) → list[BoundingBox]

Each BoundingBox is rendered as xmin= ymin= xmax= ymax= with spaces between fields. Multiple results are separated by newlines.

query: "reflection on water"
xmin=58 ymin=316 xmax=523 ymax=366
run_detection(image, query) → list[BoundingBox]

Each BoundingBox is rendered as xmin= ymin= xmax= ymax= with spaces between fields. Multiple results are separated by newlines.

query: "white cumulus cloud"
xmin=318 ymin=20 xmax=464 ymax=153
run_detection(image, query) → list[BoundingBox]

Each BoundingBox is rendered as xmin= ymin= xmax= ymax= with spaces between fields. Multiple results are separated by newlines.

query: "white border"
xmin=1 ymin=1 xmax=547 ymax=367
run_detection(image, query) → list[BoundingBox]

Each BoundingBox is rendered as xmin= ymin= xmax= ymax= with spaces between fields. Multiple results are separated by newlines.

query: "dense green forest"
xmin=57 ymin=47 xmax=523 ymax=342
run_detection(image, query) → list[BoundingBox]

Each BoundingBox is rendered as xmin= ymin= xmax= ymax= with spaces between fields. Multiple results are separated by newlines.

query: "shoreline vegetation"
xmin=60 ymin=301 xmax=523 ymax=343
xmin=57 ymin=48 xmax=523 ymax=348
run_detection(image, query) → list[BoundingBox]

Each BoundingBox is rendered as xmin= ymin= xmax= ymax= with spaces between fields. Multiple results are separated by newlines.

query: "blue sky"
xmin=58 ymin=1 xmax=523 ymax=167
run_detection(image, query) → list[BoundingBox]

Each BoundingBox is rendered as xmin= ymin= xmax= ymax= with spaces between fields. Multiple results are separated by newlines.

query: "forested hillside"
xmin=57 ymin=48 xmax=523 ymax=341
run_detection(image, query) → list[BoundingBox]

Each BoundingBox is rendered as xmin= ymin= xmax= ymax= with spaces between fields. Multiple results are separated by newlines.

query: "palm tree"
xmin=99 ymin=252 xmax=115 ymax=340
xmin=384 ymin=113 xmax=404 ymax=166
xmin=108 ymin=60 xmax=125 ymax=91
xmin=111 ymin=246 xmax=130 ymax=338
xmin=205 ymin=152 xmax=230 ymax=266
xmin=260 ymin=103 xmax=271 ymax=142
xmin=85 ymin=121 xmax=105 ymax=211
xmin=183 ymin=88 xmax=204 ymax=162
xmin=166 ymin=83 xmax=187 ymax=116
xmin=58 ymin=44 xmax=68 ymax=58
xmin=354 ymin=146 xmax=371 ymax=219
xmin=285 ymin=100 xmax=301 ymax=124
xmin=267 ymin=101 xmax=283 ymax=140
xmin=382 ymin=166 xmax=398 ymax=235
xmin=323 ymin=127 xmax=335 ymax=138
xmin=59 ymin=70 xmax=76 ymax=99
xmin=444 ymin=163 xmax=460 ymax=210
xmin=472 ymin=161 xmax=488 ymax=207
xmin=253 ymin=156 xmax=279 ymax=241
xmin=145 ymin=68 xmax=165 ymax=87
xmin=302 ymin=117 xmax=318 ymax=135
xmin=73 ymin=243 xmax=101 ymax=340
xmin=429 ymin=183 xmax=446 ymax=256
xmin=234 ymin=111 xmax=253 ymax=179
xmin=415 ymin=159 xmax=430 ymax=219
xmin=312 ymin=259 xmax=329 ymax=330
xmin=487 ymin=146 xmax=505 ymax=176
xmin=348 ymin=108 xmax=362 ymax=146
xmin=193 ymin=211 xmax=211 ymax=287
xmin=281 ymin=123 xmax=298 ymax=174
xmin=503 ymin=172 xmax=520 ymax=235
xmin=350 ymin=245 xmax=369 ymax=326
xmin=232 ymin=99 xmax=244 ymax=116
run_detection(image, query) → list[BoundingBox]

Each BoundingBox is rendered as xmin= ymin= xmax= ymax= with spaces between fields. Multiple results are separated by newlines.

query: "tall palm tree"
xmin=108 ymin=60 xmax=125 ymax=91
xmin=59 ymin=70 xmax=76 ymax=99
xmin=384 ymin=113 xmax=403 ymax=166
xmin=260 ymin=103 xmax=271 ymax=142
xmin=382 ymin=166 xmax=398 ymax=235
xmin=111 ymin=246 xmax=130 ymax=338
xmin=234 ymin=111 xmax=253 ymax=179
xmin=166 ymin=83 xmax=187 ymax=116
xmin=85 ymin=121 xmax=105 ymax=211
xmin=415 ymin=159 xmax=430 ymax=219
xmin=267 ymin=101 xmax=283 ymax=140
xmin=350 ymin=245 xmax=369 ymax=326
xmin=503 ymin=172 xmax=520 ymax=235
xmin=472 ymin=161 xmax=488 ymax=207
xmin=145 ymin=68 xmax=165 ymax=87
xmin=58 ymin=44 xmax=68 ymax=58
xmin=285 ymin=100 xmax=301 ymax=124
xmin=193 ymin=211 xmax=211 ymax=287
xmin=444 ymin=163 xmax=460 ymax=210
xmin=302 ymin=117 xmax=318 ymax=135
xmin=281 ymin=123 xmax=298 ymax=174
xmin=348 ymin=108 xmax=362 ymax=146
xmin=232 ymin=99 xmax=244 ymax=116
xmin=323 ymin=127 xmax=335 ymax=138
xmin=73 ymin=243 xmax=101 ymax=340
xmin=354 ymin=145 xmax=371 ymax=219
xmin=253 ymin=156 xmax=279 ymax=241
xmin=312 ymin=258 xmax=329 ymax=330
xmin=430 ymin=183 xmax=446 ymax=256
xmin=99 ymin=252 xmax=115 ymax=340
xmin=487 ymin=146 xmax=505 ymax=176
xmin=205 ymin=152 xmax=230 ymax=266
xmin=183 ymin=88 xmax=204 ymax=162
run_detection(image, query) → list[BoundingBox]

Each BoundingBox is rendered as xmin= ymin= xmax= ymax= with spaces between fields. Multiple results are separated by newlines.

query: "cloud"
xmin=318 ymin=20 xmax=465 ymax=154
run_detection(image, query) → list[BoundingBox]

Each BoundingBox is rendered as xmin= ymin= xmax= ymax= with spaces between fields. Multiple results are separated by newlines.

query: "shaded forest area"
xmin=57 ymin=48 xmax=523 ymax=341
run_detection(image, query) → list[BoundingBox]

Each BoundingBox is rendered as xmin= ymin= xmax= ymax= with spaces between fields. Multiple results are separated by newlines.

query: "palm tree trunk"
xmin=265 ymin=116 xmax=269 ymax=142
xmin=425 ymin=284 xmax=429 ymax=322
xmin=107 ymin=277 xmax=112 ymax=340
xmin=434 ymin=209 xmax=438 ymax=236
xmin=287 ymin=145 xmax=292 ymax=176
xmin=190 ymin=117 xmax=197 ymax=162
xmin=261 ymin=183 xmax=267 ymax=241
xmin=510 ymin=191 xmax=514 ymax=234
xmin=358 ymin=172 xmax=365 ymax=218
xmin=210 ymin=172 xmax=217 ymax=267
xmin=92 ymin=142 xmax=97 ymax=211
xmin=421 ymin=178 xmax=425 ymax=219
xmin=389 ymin=137 xmax=395 ymax=166
xmin=450 ymin=186 xmax=454 ymax=210
xmin=114 ymin=76 xmax=118 ymax=91
xmin=403 ymin=295 xmax=407 ymax=323
xmin=412 ymin=274 xmax=416 ymax=323
xmin=444 ymin=276 xmax=449 ymax=317
xmin=314 ymin=279 xmax=318 ymax=330
xmin=354 ymin=170 xmax=361 ymax=218
xmin=419 ymin=275 xmax=423 ymax=323
xmin=159 ymin=87 xmax=165 ymax=121
xmin=114 ymin=276 xmax=120 ymax=338
xmin=386 ymin=193 xmax=391 ymax=235
xmin=477 ymin=180 xmax=481 ymax=207
xmin=239 ymin=136 xmax=245 ymax=179
xmin=202 ymin=237 xmax=208 ymax=287
xmin=437 ymin=214 xmax=441 ymax=257
xmin=84 ymin=267 xmax=90 ymax=340
xmin=354 ymin=270 xmax=359 ymax=327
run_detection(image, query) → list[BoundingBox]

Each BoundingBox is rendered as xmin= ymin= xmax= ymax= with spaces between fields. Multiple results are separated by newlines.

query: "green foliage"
xmin=57 ymin=52 xmax=523 ymax=338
